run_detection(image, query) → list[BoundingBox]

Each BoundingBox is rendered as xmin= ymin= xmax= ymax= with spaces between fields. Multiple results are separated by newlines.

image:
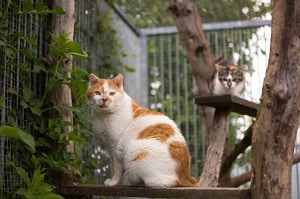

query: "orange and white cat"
xmin=87 ymin=73 xmax=198 ymax=188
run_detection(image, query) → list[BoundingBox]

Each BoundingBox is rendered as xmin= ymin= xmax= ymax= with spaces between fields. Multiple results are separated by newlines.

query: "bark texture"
xmin=169 ymin=0 xmax=215 ymax=141
xmin=251 ymin=0 xmax=300 ymax=198
xmin=49 ymin=0 xmax=84 ymax=195
xmin=199 ymin=108 xmax=230 ymax=186
xmin=51 ymin=0 xmax=75 ymax=153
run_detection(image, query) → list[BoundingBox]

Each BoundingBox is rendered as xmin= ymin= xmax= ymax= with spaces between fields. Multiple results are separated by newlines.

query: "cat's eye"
xmin=95 ymin=91 xmax=102 ymax=95
xmin=109 ymin=92 xmax=116 ymax=96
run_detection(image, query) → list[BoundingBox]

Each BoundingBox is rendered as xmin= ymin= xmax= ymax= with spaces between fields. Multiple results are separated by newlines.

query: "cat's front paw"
xmin=104 ymin=178 xmax=119 ymax=187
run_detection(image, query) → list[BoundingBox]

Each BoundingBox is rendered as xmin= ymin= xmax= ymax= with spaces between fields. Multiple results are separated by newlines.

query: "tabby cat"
xmin=209 ymin=60 xmax=245 ymax=96
xmin=87 ymin=73 xmax=198 ymax=188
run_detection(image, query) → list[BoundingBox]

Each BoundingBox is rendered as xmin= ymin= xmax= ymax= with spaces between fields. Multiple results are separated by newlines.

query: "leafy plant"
xmin=0 ymin=1 xmax=95 ymax=197
xmin=0 ymin=125 xmax=63 ymax=198
xmin=0 ymin=125 xmax=36 ymax=153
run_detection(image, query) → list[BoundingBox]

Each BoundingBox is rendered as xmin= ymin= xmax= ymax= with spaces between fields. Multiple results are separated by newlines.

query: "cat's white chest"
xmin=92 ymin=107 xmax=132 ymax=148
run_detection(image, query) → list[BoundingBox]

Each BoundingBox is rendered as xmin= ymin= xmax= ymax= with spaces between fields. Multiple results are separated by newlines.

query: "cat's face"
xmin=215 ymin=64 xmax=245 ymax=88
xmin=87 ymin=74 xmax=124 ymax=113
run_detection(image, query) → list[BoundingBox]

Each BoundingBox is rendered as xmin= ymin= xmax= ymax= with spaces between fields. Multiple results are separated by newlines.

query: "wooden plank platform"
xmin=195 ymin=95 xmax=259 ymax=117
xmin=61 ymin=184 xmax=250 ymax=199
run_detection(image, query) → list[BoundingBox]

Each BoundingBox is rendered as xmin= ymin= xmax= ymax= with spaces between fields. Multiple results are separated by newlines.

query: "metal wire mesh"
xmin=0 ymin=0 xmax=51 ymax=197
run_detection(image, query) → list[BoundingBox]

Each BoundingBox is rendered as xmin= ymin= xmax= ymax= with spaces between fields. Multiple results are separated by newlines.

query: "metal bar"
xmin=108 ymin=1 xmax=141 ymax=36
xmin=168 ymin=34 xmax=173 ymax=118
xmin=175 ymin=35 xmax=180 ymax=125
xmin=194 ymin=103 xmax=199 ymax=177
xmin=184 ymin=56 xmax=189 ymax=145
xmin=141 ymin=20 xmax=271 ymax=36
xmin=140 ymin=33 xmax=149 ymax=108
xmin=160 ymin=35 xmax=165 ymax=113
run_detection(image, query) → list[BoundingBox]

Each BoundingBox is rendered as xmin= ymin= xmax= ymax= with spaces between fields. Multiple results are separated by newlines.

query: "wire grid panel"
xmin=292 ymin=144 xmax=300 ymax=199
xmin=147 ymin=33 xmax=203 ymax=177
xmin=146 ymin=23 xmax=271 ymax=179
xmin=0 ymin=0 xmax=51 ymax=197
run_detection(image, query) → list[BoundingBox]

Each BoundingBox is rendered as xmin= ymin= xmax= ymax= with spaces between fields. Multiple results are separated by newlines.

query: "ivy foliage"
xmin=0 ymin=1 xmax=96 ymax=197
xmin=115 ymin=0 xmax=272 ymax=28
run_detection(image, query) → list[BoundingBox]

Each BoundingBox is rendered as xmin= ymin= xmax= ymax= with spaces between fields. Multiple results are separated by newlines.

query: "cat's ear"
xmin=240 ymin=65 xmax=246 ymax=71
xmin=215 ymin=64 xmax=223 ymax=71
xmin=89 ymin=73 xmax=99 ymax=87
xmin=112 ymin=74 xmax=124 ymax=90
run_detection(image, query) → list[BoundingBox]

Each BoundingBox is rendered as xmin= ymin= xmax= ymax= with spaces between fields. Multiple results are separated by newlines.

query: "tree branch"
xmin=225 ymin=150 xmax=300 ymax=187
xmin=169 ymin=0 xmax=216 ymax=176
xmin=220 ymin=124 xmax=253 ymax=176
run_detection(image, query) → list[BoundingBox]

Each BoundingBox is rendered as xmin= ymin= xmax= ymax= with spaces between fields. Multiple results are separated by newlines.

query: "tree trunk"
xmin=251 ymin=0 xmax=300 ymax=198
xmin=169 ymin=0 xmax=215 ymax=143
xmin=51 ymin=0 xmax=75 ymax=153
xmin=49 ymin=0 xmax=83 ymax=195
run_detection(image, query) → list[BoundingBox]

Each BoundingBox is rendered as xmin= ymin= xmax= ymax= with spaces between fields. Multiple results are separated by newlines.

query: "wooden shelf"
xmin=195 ymin=95 xmax=259 ymax=117
xmin=61 ymin=184 xmax=250 ymax=199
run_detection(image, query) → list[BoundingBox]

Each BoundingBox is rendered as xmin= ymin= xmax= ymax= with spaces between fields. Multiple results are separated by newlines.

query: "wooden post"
xmin=199 ymin=108 xmax=230 ymax=187
xmin=169 ymin=0 xmax=215 ymax=145
xmin=51 ymin=0 xmax=75 ymax=154
xmin=195 ymin=95 xmax=259 ymax=187
xmin=47 ymin=1 xmax=83 ymax=195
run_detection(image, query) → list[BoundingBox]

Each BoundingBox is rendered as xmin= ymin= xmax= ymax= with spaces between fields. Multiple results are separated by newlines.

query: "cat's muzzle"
xmin=227 ymin=80 xmax=232 ymax=87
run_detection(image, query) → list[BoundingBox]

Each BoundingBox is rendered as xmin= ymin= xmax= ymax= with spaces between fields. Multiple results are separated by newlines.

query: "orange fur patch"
xmin=131 ymin=101 xmax=163 ymax=119
xmin=131 ymin=150 xmax=149 ymax=162
xmin=137 ymin=123 xmax=175 ymax=143
xmin=169 ymin=141 xmax=199 ymax=187
xmin=87 ymin=79 xmax=105 ymax=99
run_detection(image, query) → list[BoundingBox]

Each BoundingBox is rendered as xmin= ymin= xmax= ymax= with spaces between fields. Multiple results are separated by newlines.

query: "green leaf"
xmin=35 ymin=2 xmax=48 ymax=12
xmin=14 ymin=63 xmax=30 ymax=72
xmin=5 ymin=47 xmax=16 ymax=58
xmin=21 ymin=1 xmax=34 ymax=12
xmin=22 ymin=87 xmax=33 ymax=102
xmin=30 ymin=99 xmax=43 ymax=108
xmin=16 ymin=188 xmax=35 ymax=198
xmin=7 ymin=87 xmax=19 ymax=96
xmin=32 ymin=64 xmax=47 ymax=73
xmin=22 ymin=36 xmax=38 ymax=47
xmin=47 ymin=77 xmax=62 ymax=90
xmin=10 ymin=163 xmax=32 ymax=188
xmin=124 ymin=65 xmax=135 ymax=72
xmin=30 ymin=106 xmax=42 ymax=116
xmin=51 ymin=5 xmax=65 ymax=14
xmin=68 ymin=131 xmax=84 ymax=143
xmin=0 ymin=125 xmax=36 ymax=153
xmin=0 ymin=97 xmax=4 ymax=107
xmin=31 ymin=168 xmax=45 ymax=190
xmin=21 ymin=100 xmax=29 ymax=109
xmin=0 ymin=40 xmax=6 ymax=46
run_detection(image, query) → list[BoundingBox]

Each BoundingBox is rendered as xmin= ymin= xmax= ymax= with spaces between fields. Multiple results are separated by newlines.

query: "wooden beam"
xmin=195 ymin=95 xmax=259 ymax=117
xmin=199 ymin=107 xmax=230 ymax=186
xmin=61 ymin=184 xmax=250 ymax=199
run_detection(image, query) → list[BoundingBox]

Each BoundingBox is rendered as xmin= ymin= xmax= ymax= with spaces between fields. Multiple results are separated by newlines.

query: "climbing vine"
xmin=0 ymin=1 xmax=107 ymax=197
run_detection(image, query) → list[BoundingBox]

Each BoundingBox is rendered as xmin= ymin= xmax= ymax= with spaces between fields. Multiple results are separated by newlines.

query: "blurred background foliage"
xmin=114 ymin=0 xmax=272 ymax=28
